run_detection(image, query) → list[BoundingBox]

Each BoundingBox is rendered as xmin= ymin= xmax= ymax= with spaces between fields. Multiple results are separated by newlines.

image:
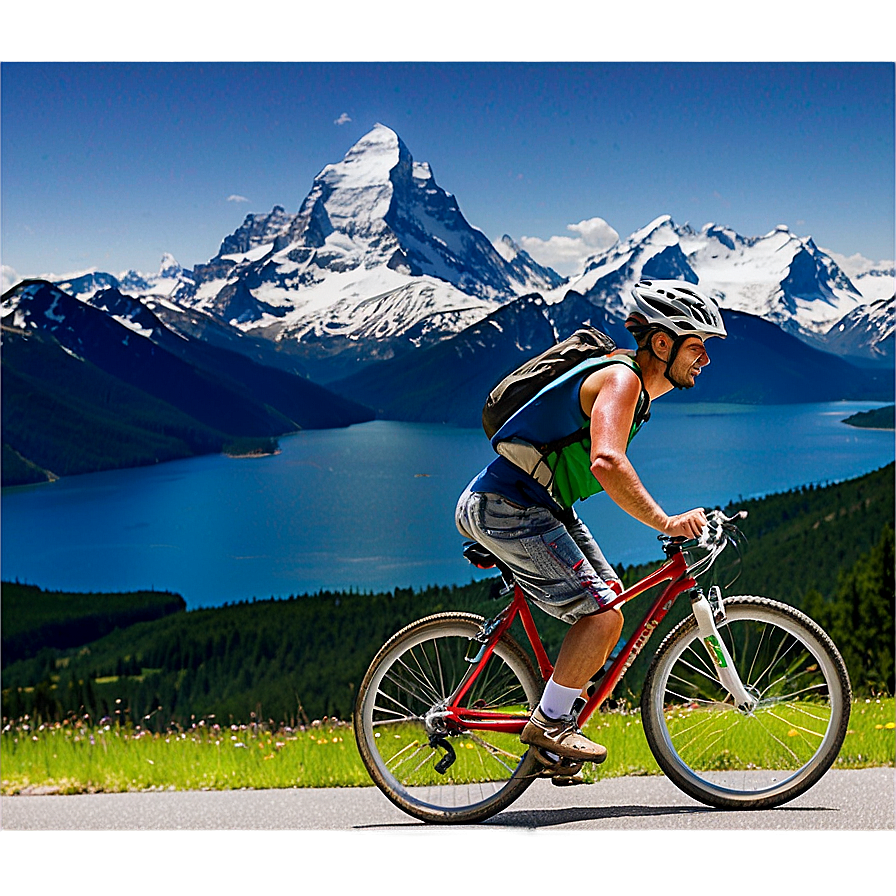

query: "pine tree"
xmin=811 ymin=525 xmax=895 ymax=694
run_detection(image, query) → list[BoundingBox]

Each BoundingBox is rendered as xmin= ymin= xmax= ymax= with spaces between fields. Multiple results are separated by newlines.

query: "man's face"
xmin=668 ymin=336 xmax=710 ymax=389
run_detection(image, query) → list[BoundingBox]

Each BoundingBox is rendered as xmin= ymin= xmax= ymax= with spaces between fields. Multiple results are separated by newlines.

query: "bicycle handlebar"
xmin=657 ymin=508 xmax=749 ymax=579
xmin=658 ymin=508 xmax=748 ymax=546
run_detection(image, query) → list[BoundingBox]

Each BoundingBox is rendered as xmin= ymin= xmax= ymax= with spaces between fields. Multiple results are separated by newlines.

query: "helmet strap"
xmin=663 ymin=334 xmax=693 ymax=390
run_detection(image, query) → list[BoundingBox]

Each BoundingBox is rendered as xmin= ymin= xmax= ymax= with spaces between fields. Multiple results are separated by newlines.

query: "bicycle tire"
xmin=641 ymin=596 xmax=851 ymax=810
xmin=353 ymin=612 xmax=543 ymax=824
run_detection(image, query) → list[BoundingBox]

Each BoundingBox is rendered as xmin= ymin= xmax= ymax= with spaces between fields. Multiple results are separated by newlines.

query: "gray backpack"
xmin=481 ymin=326 xmax=616 ymax=440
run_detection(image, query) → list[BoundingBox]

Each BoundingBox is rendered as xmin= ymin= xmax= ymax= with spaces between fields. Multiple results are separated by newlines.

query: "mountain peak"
xmin=629 ymin=214 xmax=675 ymax=244
xmin=158 ymin=253 xmax=181 ymax=277
xmin=321 ymin=124 xmax=405 ymax=190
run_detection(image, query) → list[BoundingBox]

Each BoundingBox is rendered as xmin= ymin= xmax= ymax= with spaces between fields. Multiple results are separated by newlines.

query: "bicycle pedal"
xmin=551 ymin=773 xmax=587 ymax=787
xmin=531 ymin=747 xmax=584 ymax=779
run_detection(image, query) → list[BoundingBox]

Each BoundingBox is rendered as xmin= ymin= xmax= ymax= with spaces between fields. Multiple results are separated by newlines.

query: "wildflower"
xmin=787 ymin=730 xmax=798 ymax=737
xmin=885 ymin=722 xmax=895 ymax=730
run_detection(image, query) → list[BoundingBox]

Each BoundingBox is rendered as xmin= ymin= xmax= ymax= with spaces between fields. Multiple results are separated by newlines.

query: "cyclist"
xmin=455 ymin=279 xmax=727 ymax=768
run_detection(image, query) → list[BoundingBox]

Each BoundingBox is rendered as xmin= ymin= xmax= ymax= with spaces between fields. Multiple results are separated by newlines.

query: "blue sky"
xmin=2 ymin=60 xmax=893 ymax=284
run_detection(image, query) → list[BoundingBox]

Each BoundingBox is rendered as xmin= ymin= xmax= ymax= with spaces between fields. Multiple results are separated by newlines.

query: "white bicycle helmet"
xmin=629 ymin=280 xmax=727 ymax=340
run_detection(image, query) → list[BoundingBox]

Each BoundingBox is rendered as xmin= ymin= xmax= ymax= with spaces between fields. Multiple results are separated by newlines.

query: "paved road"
xmin=2 ymin=768 xmax=893 ymax=830
xmin=0 ymin=769 xmax=896 ymax=896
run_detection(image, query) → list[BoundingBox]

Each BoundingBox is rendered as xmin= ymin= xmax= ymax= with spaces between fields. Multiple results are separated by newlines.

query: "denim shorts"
xmin=455 ymin=486 xmax=618 ymax=624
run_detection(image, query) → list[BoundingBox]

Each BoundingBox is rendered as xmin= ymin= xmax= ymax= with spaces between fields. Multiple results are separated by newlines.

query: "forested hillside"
xmin=1 ymin=584 xmax=185 ymax=667
xmin=2 ymin=464 xmax=892 ymax=724
xmin=842 ymin=405 xmax=895 ymax=430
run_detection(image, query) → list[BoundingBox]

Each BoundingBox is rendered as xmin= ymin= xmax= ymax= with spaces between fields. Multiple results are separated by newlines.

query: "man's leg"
xmin=552 ymin=606 xmax=625 ymax=692
xmin=455 ymin=490 xmax=618 ymax=763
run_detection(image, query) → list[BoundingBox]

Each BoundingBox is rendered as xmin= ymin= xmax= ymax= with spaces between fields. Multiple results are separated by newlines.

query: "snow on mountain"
xmin=51 ymin=254 xmax=192 ymax=303
xmin=19 ymin=123 xmax=887 ymax=373
xmin=53 ymin=269 xmax=123 ymax=301
xmin=822 ymin=250 xmax=895 ymax=301
xmin=173 ymin=124 xmax=557 ymax=351
xmin=1 ymin=280 xmax=167 ymax=355
xmin=550 ymin=215 xmax=872 ymax=344
xmin=494 ymin=235 xmax=566 ymax=292
xmin=84 ymin=286 xmax=182 ymax=341
xmin=550 ymin=215 xmax=697 ymax=319
xmin=824 ymin=296 xmax=894 ymax=365
xmin=677 ymin=223 xmax=865 ymax=337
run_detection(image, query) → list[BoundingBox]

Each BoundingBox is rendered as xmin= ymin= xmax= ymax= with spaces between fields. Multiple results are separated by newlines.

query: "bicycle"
xmin=353 ymin=509 xmax=851 ymax=824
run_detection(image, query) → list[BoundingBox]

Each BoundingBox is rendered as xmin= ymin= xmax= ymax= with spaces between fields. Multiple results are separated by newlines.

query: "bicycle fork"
xmin=690 ymin=588 xmax=757 ymax=714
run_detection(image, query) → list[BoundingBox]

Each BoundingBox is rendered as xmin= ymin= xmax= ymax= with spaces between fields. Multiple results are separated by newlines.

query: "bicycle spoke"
xmin=374 ymin=682 xmax=421 ymax=721
xmin=677 ymin=713 xmax=742 ymax=762
xmin=749 ymin=627 xmax=799 ymax=692
xmin=384 ymin=656 xmax=441 ymax=707
xmin=762 ymin=708 xmax=826 ymax=741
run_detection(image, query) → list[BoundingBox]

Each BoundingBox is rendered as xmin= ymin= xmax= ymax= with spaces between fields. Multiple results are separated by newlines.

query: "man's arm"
xmin=582 ymin=366 xmax=706 ymax=539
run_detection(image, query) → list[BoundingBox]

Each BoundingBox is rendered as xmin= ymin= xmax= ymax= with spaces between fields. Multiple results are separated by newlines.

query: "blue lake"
xmin=2 ymin=401 xmax=893 ymax=609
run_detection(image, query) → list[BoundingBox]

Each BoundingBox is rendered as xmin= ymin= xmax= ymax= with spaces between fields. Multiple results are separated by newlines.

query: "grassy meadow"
xmin=2 ymin=697 xmax=893 ymax=796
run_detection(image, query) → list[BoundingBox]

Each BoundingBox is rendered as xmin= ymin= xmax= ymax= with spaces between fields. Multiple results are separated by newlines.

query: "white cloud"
xmin=334 ymin=113 xmax=352 ymax=125
xmin=823 ymin=248 xmax=896 ymax=301
xmin=519 ymin=217 xmax=619 ymax=276
xmin=227 ymin=194 xmax=250 ymax=203
xmin=2 ymin=264 xmax=22 ymax=292
xmin=823 ymin=248 xmax=895 ymax=279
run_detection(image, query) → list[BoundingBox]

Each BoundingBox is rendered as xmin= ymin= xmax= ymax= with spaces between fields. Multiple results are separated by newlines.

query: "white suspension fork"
xmin=690 ymin=589 xmax=757 ymax=713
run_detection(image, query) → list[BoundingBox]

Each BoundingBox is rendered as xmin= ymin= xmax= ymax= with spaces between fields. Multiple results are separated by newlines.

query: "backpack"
xmin=482 ymin=326 xmax=616 ymax=440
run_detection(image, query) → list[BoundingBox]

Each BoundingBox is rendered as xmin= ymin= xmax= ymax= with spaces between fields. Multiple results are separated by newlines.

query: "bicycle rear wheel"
xmin=641 ymin=596 xmax=851 ymax=810
xmin=353 ymin=612 xmax=542 ymax=824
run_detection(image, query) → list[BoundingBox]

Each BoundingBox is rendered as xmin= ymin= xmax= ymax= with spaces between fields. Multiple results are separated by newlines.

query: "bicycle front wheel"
xmin=641 ymin=596 xmax=851 ymax=810
xmin=353 ymin=612 xmax=543 ymax=824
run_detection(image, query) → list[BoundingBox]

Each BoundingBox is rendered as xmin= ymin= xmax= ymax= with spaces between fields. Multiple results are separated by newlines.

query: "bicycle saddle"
xmin=462 ymin=541 xmax=516 ymax=584
xmin=462 ymin=541 xmax=499 ymax=568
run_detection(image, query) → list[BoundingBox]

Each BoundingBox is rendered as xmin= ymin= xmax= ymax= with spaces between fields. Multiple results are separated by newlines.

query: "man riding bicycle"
xmin=455 ymin=279 xmax=728 ymax=768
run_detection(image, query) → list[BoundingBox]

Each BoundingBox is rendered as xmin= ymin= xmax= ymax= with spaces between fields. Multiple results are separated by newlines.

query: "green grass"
xmin=2 ymin=698 xmax=892 ymax=795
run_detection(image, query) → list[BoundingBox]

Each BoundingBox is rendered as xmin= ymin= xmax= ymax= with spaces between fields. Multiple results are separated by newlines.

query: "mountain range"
xmin=0 ymin=280 xmax=374 ymax=486
xmin=2 ymin=123 xmax=893 ymax=484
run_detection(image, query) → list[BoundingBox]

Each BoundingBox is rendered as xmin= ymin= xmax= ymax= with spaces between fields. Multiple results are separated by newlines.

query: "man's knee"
xmin=602 ymin=605 xmax=624 ymax=636
xmin=578 ymin=605 xmax=623 ymax=635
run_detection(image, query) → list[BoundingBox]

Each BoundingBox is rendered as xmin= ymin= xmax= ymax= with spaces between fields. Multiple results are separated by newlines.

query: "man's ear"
xmin=650 ymin=330 xmax=672 ymax=360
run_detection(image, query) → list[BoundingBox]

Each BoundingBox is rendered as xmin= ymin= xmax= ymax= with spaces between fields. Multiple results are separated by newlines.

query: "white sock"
xmin=538 ymin=677 xmax=581 ymax=719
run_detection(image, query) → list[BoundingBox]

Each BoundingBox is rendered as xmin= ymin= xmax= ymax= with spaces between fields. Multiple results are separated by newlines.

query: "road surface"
xmin=0 ymin=768 xmax=896 ymax=896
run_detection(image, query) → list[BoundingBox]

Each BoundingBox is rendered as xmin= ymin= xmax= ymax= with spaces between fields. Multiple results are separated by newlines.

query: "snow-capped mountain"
xmin=172 ymin=124 xmax=557 ymax=361
xmin=1 ymin=279 xmax=374 ymax=442
xmin=850 ymin=267 xmax=896 ymax=302
xmin=552 ymin=215 xmax=872 ymax=345
xmin=822 ymin=251 xmax=895 ymax=302
xmin=54 ymin=253 xmax=192 ymax=303
xmin=493 ymin=235 xmax=567 ymax=292
xmin=824 ymin=296 xmax=894 ymax=365
xmin=551 ymin=215 xmax=696 ymax=321
xmin=32 ymin=124 xmax=889 ymax=372
xmin=678 ymin=222 xmax=867 ymax=338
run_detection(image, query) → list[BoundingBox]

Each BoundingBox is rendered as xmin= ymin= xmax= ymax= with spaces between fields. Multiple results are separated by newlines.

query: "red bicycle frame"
xmin=447 ymin=549 xmax=696 ymax=733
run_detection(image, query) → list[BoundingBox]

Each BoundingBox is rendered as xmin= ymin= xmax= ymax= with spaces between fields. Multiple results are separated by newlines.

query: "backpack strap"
xmin=535 ymin=356 xmax=650 ymax=455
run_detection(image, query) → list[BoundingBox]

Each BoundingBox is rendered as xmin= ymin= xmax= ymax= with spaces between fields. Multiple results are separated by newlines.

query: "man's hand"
xmin=662 ymin=508 xmax=707 ymax=539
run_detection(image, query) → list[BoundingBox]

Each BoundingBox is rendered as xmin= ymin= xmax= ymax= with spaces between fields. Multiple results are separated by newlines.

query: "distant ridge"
xmin=1 ymin=280 xmax=374 ymax=486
